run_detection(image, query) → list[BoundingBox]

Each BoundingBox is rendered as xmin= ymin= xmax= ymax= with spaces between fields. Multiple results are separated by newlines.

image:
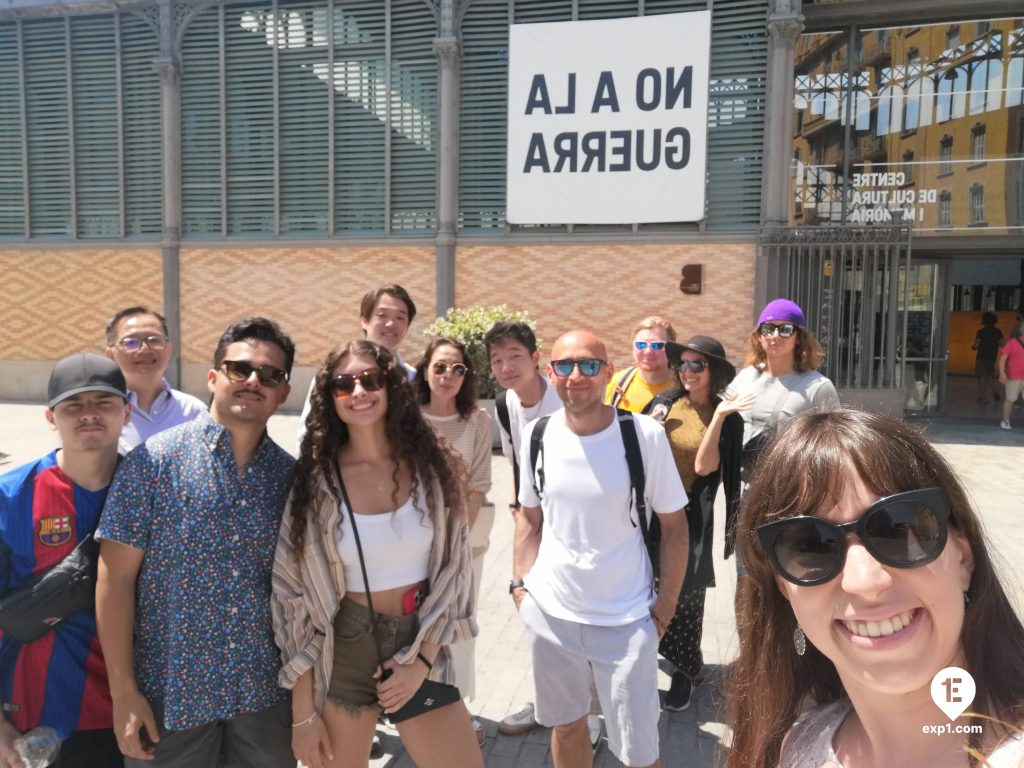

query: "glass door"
xmin=900 ymin=260 xmax=951 ymax=415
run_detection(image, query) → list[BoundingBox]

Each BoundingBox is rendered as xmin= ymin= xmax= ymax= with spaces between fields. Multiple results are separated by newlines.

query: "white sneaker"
xmin=587 ymin=714 xmax=602 ymax=755
xmin=498 ymin=702 xmax=538 ymax=736
xmin=1000 ymin=420 xmax=1012 ymax=430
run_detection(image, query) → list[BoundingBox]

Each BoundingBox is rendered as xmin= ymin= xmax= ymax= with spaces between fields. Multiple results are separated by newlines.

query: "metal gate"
xmin=759 ymin=225 xmax=913 ymax=397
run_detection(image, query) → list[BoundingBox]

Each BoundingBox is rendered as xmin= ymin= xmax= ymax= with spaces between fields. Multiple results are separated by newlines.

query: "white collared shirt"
xmin=119 ymin=379 xmax=208 ymax=453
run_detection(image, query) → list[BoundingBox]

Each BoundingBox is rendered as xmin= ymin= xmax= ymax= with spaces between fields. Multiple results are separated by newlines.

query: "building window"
xmin=946 ymin=26 xmax=960 ymax=51
xmin=901 ymin=150 xmax=915 ymax=184
xmin=939 ymin=136 xmax=954 ymax=175
xmin=939 ymin=191 xmax=952 ymax=227
xmin=977 ymin=20 xmax=992 ymax=37
xmin=970 ymin=124 xmax=986 ymax=163
xmin=970 ymin=184 xmax=985 ymax=225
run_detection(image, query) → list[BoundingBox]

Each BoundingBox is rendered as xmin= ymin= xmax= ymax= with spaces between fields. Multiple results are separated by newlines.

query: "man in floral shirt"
xmin=96 ymin=317 xmax=296 ymax=767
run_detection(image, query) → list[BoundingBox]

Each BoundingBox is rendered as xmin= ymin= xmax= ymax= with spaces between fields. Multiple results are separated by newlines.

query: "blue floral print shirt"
xmin=97 ymin=412 xmax=295 ymax=731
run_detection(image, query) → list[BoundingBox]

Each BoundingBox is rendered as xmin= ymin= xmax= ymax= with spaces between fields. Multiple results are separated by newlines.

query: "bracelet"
xmin=416 ymin=652 xmax=433 ymax=672
xmin=291 ymin=711 xmax=319 ymax=728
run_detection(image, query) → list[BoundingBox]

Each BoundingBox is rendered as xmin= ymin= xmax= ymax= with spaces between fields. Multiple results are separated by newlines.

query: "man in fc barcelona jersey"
xmin=0 ymin=353 xmax=130 ymax=768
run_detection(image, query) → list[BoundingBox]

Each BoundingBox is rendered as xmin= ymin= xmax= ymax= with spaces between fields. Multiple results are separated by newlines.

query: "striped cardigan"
xmin=271 ymin=470 xmax=478 ymax=713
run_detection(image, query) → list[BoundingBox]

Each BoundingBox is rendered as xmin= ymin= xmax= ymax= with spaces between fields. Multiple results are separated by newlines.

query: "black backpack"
xmin=528 ymin=410 xmax=660 ymax=586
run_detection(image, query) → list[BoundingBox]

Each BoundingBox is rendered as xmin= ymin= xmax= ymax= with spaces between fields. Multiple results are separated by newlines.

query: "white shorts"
xmin=520 ymin=594 xmax=660 ymax=766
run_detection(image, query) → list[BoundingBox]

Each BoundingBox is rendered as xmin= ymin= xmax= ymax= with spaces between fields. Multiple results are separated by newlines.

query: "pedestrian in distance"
xmin=997 ymin=322 xmax=1024 ymax=430
xmin=971 ymin=311 xmax=1003 ymax=406
xmin=96 ymin=317 xmax=297 ymax=767
xmin=727 ymin=409 xmax=1024 ymax=768
xmin=272 ymin=340 xmax=482 ymax=768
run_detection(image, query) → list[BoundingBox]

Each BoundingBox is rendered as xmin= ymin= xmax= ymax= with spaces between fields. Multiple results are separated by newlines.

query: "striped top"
xmin=422 ymin=407 xmax=492 ymax=495
xmin=270 ymin=469 xmax=477 ymax=713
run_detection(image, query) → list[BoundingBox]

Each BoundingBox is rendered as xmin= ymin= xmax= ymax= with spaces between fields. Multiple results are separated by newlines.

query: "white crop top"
xmin=334 ymin=485 xmax=432 ymax=592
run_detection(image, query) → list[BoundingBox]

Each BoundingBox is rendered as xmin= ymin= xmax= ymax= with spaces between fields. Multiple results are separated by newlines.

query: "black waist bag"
xmin=0 ymin=534 xmax=100 ymax=644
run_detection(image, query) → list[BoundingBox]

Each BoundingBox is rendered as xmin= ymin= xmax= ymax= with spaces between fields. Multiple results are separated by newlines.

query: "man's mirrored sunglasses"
xmin=757 ymin=322 xmax=797 ymax=338
xmin=117 ymin=335 xmax=169 ymax=352
xmin=220 ymin=360 xmax=289 ymax=388
xmin=550 ymin=359 xmax=606 ymax=377
xmin=634 ymin=341 xmax=666 ymax=351
xmin=330 ymin=369 xmax=386 ymax=398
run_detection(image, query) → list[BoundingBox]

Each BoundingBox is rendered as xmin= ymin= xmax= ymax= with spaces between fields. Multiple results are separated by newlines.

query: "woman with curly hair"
xmin=271 ymin=340 xmax=482 ymax=768
xmin=727 ymin=409 xmax=1024 ymax=768
xmin=414 ymin=338 xmax=492 ymax=743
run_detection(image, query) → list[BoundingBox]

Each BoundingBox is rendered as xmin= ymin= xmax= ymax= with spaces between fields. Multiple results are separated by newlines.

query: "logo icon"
xmin=38 ymin=516 xmax=73 ymax=547
xmin=931 ymin=666 xmax=976 ymax=722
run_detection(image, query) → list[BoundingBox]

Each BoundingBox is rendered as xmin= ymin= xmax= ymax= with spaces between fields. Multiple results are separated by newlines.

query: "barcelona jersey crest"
xmin=38 ymin=516 xmax=73 ymax=547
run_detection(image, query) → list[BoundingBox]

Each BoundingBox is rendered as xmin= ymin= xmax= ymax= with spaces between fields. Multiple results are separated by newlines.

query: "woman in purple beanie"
xmin=725 ymin=299 xmax=839 ymax=497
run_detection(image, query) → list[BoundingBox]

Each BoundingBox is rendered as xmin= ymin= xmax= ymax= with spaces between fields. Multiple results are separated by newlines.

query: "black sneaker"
xmin=664 ymin=673 xmax=692 ymax=712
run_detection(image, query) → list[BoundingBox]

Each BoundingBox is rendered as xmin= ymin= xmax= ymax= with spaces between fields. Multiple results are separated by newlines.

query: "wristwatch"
xmin=508 ymin=579 xmax=526 ymax=595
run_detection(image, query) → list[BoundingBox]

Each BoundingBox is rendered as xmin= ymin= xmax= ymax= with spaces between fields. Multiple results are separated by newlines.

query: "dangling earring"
xmin=794 ymin=625 xmax=807 ymax=656
xmin=964 ymin=590 xmax=971 ymax=607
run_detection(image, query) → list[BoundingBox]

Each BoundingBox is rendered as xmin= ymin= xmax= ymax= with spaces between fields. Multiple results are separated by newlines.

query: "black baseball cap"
xmin=48 ymin=353 xmax=128 ymax=409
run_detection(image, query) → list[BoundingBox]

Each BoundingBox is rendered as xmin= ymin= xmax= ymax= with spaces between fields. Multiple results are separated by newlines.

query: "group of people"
xmin=1 ymin=285 xmax=1023 ymax=768
xmin=972 ymin=311 xmax=1024 ymax=430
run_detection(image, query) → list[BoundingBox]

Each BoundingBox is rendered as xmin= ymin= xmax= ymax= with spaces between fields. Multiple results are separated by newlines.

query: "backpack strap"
xmin=616 ymin=410 xmax=649 ymax=545
xmin=495 ymin=390 xmax=519 ymax=500
xmin=609 ymin=367 xmax=638 ymax=409
xmin=529 ymin=415 xmax=551 ymax=498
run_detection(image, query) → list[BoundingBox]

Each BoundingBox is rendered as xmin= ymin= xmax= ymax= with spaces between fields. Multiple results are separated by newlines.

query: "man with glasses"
xmin=604 ymin=316 xmax=677 ymax=412
xmin=512 ymin=330 xmax=688 ymax=768
xmin=96 ymin=317 xmax=296 ymax=768
xmin=104 ymin=306 xmax=205 ymax=452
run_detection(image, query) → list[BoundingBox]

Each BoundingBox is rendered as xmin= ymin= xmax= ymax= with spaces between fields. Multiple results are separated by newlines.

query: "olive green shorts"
xmin=327 ymin=597 xmax=419 ymax=715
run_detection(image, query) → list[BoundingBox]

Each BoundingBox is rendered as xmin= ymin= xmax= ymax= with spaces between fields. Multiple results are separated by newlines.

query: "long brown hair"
xmin=289 ymin=340 xmax=466 ymax=561
xmin=742 ymin=325 xmax=824 ymax=372
xmin=727 ymin=409 xmax=1024 ymax=768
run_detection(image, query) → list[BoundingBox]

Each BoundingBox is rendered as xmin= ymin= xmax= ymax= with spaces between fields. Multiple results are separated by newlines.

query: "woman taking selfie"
xmin=271 ymin=340 xmax=482 ymax=768
xmin=414 ymin=338 xmax=492 ymax=744
xmin=727 ymin=409 xmax=1024 ymax=768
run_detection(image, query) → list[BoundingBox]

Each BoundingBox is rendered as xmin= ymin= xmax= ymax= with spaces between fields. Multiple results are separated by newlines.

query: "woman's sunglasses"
xmin=220 ymin=360 xmax=289 ymax=388
xmin=758 ymin=322 xmax=797 ymax=338
xmin=634 ymin=341 xmax=666 ymax=351
xmin=756 ymin=487 xmax=950 ymax=586
xmin=674 ymin=359 xmax=707 ymax=373
xmin=431 ymin=361 xmax=468 ymax=377
xmin=330 ymin=369 xmax=386 ymax=398
xmin=550 ymin=359 xmax=605 ymax=377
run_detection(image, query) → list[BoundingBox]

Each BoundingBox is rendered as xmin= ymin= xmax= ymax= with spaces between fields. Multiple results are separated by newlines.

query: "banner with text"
xmin=506 ymin=12 xmax=711 ymax=225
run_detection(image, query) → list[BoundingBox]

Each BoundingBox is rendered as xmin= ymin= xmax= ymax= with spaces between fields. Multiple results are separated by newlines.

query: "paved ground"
xmin=2 ymin=402 xmax=1022 ymax=767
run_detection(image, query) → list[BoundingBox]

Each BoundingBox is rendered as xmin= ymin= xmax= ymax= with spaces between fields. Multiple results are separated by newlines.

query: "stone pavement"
xmin=1 ymin=403 xmax=1023 ymax=767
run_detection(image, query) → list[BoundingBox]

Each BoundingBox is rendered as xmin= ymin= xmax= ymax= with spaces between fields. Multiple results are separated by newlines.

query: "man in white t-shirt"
xmin=296 ymin=284 xmax=417 ymax=450
xmin=512 ymin=330 xmax=688 ymax=768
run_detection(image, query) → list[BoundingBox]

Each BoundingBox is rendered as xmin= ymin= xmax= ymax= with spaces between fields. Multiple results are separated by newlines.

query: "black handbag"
xmin=0 ymin=533 xmax=99 ymax=644
xmin=335 ymin=471 xmax=461 ymax=724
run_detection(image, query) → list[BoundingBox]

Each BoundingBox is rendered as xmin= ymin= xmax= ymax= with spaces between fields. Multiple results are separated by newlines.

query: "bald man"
xmin=510 ymin=331 xmax=688 ymax=768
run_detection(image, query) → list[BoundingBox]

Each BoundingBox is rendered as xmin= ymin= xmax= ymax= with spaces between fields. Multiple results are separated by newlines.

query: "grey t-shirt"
xmin=725 ymin=365 xmax=840 ymax=449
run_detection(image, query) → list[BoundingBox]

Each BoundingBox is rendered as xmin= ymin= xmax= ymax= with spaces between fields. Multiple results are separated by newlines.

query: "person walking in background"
xmin=514 ymin=330 xmax=688 ymax=768
xmin=414 ymin=338 xmax=493 ymax=746
xmin=96 ymin=318 xmax=296 ymax=767
xmin=0 ymin=354 xmax=130 ymax=768
xmin=998 ymin=322 xmax=1024 ymax=430
xmin=103 ymin=306 xmax=206 ymax=453
xmin=642 ymin=337 xmax=751 ymax=713
xmin=605 ymin=317 xmax=678 ymax=413
xmin=272 ymin=340 xmax=481 ymax=768
xmin=972 ymin=311 xmax=1004 ymax=405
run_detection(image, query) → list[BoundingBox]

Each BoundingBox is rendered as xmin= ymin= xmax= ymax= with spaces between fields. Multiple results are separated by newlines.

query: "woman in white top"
xmin=726 ymin=409 xmax=1024 ymax=768
xmin=272 ymin=340 xmax=482 ymax=768
xmin=414 ymin=338 xmax=493 ymax=742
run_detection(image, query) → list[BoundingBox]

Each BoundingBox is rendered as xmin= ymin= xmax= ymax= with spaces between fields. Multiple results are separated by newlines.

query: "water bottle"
xmin=13 ymin=727 xmax=61 ymax=768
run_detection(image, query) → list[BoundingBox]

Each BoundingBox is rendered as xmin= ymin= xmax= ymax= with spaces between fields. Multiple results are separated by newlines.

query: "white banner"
xmin=506 ymin=12 xmax=711 ymax=225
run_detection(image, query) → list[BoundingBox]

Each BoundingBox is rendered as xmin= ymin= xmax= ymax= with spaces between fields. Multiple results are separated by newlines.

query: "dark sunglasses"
xmin=118 ymin=335 xmax=169 ymax=352
xmin=756 ymin=487 xmax=949 ymax=586
xmin=758 ymin=322 xmax=797 ymax=338
xmin=330 ymin=369 xmax=386 ymax=398
xmin=634 ymin=341 xmax=666 ymax=351
xmin=551 ymin=359 xmax=606 ymax=377
xmin=431 ymin=361 xmax=468 ymax=377
xmin=675 ymin=359 xmax=708 ymax=373
xmin=221 ymin=360 xmax=289 ymax=388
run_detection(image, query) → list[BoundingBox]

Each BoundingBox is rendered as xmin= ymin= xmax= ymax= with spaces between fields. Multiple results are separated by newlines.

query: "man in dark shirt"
xmin=972 ymin=311 xmax=1004 ymax=405
xmin=96 ymin=317 xmax=296 ymax=768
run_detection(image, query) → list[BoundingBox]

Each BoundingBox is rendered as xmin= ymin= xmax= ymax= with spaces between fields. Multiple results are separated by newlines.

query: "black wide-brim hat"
xmin=666 ymin=336 xmax=736 ymax=380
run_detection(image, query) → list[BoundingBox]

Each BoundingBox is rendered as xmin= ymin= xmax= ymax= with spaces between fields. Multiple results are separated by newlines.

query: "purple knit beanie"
xmin=758 ymin=299 xmax=805 ymax=327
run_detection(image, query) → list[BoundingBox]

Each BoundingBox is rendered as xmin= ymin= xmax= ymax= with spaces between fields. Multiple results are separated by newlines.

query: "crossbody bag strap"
xmin=610 ymin=367 xmax=638 ymax=409
xmin=334 ymin=468 xmax=389 ymax=675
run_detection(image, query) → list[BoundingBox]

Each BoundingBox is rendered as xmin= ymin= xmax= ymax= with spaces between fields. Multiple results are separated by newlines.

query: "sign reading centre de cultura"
xmin=506 ymin=12 xmax=711 ymax=225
